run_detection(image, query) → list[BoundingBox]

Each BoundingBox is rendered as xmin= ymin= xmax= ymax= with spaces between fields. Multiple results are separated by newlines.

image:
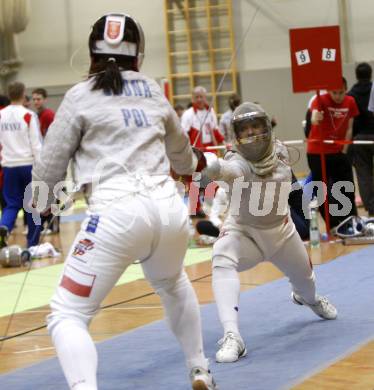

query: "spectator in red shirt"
xmin=181 ymin=86 xmax=224 ymax=149
xmin=32 ymin=88 xmax=55 ymax=138
xmin=307 ymin=77 xmax=359 ymax=230
xmin=181 ymin=86 xmax=224 ymax=217
xmin=32 ymin=88 xmax=59 ymax=234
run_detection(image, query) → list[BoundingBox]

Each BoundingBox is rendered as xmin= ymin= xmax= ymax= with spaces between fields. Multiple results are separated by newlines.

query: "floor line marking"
xmin=7 ymin=306 xmax=164 ymax=314
xmin=13 ymin=346 xmax=55 ymax=354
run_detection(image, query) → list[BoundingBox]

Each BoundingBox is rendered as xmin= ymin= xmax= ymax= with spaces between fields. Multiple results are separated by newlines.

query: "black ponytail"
xmin=90 ymin=58 xmax=125 ymax=95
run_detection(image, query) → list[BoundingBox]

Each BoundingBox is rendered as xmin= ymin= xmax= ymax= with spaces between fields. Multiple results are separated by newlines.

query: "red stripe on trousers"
xmin=60 ymin=275 xmax=93 ymax=297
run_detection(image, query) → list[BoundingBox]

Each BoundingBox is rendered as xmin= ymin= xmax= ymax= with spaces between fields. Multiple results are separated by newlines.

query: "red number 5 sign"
xmin=289 ymin=26 xmax=342 ymax=93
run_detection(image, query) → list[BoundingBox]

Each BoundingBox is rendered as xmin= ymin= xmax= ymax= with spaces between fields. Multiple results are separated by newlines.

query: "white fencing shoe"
xmin=190 ymin=366 xmax=218 ymax=390
xmin=216 ymin=331 xmax=247 ymax=363
xmin=292 ymin=293 xmax=337 ymax=320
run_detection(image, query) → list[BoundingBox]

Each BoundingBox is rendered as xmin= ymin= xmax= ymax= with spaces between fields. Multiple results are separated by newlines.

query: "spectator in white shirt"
xmin=0 ymin=82 xmax=42 ymax=247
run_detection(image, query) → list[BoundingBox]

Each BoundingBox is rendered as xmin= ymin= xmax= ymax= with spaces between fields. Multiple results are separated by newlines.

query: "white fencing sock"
xmin=212 ymin=265 xmax=241 ymax=335
xmin=151 ymin=270 xmax=208 ymax=371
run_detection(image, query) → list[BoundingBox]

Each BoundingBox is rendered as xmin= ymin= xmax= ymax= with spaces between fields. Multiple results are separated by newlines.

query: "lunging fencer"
xmin=32 ymin=13 xmax=216 ymax=390
xmin=203 ymin=102 xmax=337 ymax=363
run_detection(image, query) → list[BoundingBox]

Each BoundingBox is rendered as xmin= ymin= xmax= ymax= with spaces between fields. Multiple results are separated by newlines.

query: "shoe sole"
xmin=292 ymin=293 xmax=304 ymax=306
xmin=216 ymin=347 xmax=247 ymax=363
xmin=192 ymin=379 xmax=210 ymax=390
xmin=292 ymin=293 xmax=337 ymax=320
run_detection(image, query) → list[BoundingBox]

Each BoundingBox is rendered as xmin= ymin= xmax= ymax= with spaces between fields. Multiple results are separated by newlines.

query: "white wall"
xmin=11 ymin=0 xmax=374 ymax=174
xmin=233 ymin=0 xmax=374 ymax=71
xmin=16 ymin=0 xmax=167 ymax=88
xmin=233 ymin=0 xmax=338 ymax=71
xmin=350 ymin=0 xmax=374 ymax=61
xmin=14 ymin=0 xmax=374 ymax=88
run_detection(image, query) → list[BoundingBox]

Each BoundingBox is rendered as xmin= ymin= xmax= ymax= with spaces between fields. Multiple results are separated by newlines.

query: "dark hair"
xmin=0 ymin=94 xmax=10 ymax=107
xmin=355 ymin=62 xmax=372 ymax=81
xmin=342 ymin=77 xmax=347 ymax=90
xmin=32 ymin=88 xmax=48 ymax=98
xmin=174 ymin=104 xmax=184 ymax=111
xmin=228 ymin=93 xmax=241 ymax=111
xmin=89 ymin=16 xmax=141 ymax=95
xmin=8 ymin=82 xmax=25 ymax=101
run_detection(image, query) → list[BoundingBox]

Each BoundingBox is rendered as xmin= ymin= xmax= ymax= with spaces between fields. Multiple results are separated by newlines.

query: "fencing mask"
xmin=0 ymin=245 xmax=31 ymax=268
xmin=231 ymin=102 xmax=276 ymax=175
xmin=335 ymin=216 xmax=374 ymax=238
xmin=0 ymin=225 xmax=31 ymax=268
xmin=90 ymin=13 xmax=145 ymax=70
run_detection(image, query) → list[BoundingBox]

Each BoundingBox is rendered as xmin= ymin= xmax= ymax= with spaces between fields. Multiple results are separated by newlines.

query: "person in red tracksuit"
xmin=181 ymin=86 xmax=224 ymax=217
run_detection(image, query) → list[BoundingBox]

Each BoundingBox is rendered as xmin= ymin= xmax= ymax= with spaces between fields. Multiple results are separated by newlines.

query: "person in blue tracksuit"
xmin=0 ymin=82 xmax=42 ymax=247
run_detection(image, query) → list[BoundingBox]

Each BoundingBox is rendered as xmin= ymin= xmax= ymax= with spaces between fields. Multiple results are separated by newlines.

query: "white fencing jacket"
xmin=33 ymin=71 xmax=197 ymax=205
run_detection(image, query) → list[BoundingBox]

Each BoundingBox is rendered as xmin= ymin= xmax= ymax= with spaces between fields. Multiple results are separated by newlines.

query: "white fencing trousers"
xmin=212 ymin=216 xmax=316 ymax=334
xmin=47 ymin=188 xmax=207 ymax=390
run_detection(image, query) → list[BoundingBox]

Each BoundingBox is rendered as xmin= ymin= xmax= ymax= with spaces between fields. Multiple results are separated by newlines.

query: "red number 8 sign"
xmin=289 ymin=26 xmax=343 ymax=93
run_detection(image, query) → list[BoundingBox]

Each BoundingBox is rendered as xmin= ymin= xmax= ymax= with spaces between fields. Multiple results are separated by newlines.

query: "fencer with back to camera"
xmin=202 ymin=102 xmax=337 ymax=364
xmin=31 ymin=13 xmax=217 ymax=390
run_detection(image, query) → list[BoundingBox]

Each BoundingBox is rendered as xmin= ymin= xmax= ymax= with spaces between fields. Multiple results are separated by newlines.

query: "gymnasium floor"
xmin=1 ymin=203 xmax=374 ymax=389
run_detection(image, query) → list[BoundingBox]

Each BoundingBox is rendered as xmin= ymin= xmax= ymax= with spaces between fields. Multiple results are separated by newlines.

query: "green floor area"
xmin=0 ymin=247 xmax=212 ymax=318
